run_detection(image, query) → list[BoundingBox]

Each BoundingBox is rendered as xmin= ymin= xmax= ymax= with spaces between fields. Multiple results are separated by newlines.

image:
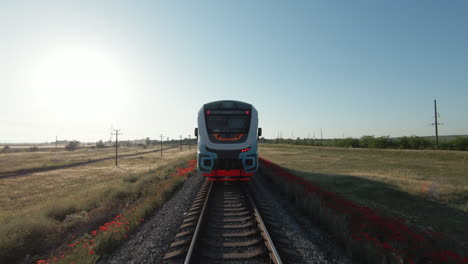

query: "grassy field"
xmin=259 ymin=144 xmax=468 ymax=243
xmin=0 ymin=145 xmax=171 ymax=175
xmin=0 ymin=147 xmax=196 ymax=263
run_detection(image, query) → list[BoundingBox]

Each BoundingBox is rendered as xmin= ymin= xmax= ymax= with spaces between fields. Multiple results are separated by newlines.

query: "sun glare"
xmin=29 ymin=44 xmax=129 ymax=118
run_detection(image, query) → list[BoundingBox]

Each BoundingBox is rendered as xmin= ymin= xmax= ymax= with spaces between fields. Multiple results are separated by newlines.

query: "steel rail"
xmin=246 ymin=187 xmax=283 ymax=264
xmin=183 ymin=180 xmax=213 ymax=264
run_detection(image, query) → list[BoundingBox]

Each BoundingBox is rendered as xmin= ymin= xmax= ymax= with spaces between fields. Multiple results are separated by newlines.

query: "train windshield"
xmin=206 ymin=114 xmax=250 ymax=134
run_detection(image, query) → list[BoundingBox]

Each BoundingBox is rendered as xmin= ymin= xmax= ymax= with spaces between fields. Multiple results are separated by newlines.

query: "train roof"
xmin=203 ymin=100 xmax=253 ymax=110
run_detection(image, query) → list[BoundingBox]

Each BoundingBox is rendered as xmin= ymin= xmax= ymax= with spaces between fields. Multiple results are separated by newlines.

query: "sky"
xmin=1 ymin=0 xmax=467 ymax=143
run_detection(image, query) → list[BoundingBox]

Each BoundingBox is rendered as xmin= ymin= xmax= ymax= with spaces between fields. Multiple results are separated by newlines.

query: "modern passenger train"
xmin=195 ymin=100 xmax=261 ymax=181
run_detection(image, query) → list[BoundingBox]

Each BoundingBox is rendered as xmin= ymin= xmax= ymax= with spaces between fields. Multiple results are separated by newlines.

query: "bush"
xmin=450 ymin=137 xmax=468 ymax=151
xmin=407 ymin=136 xmax=432 ymax=149
xmin=29 ymin=146 xmax=39 ymax=152
xmin=145 ymin=137 xmax=151 ymax=146
xmin=1 ymin=146 xmax=10 ymax=153
xmin=44 ymin=203 xmax=79 ymax=222
xmin=65 ymin=140 xmax=80 ymax=151
xmin=96 ymin=140 xmax=106 ymax=148
xmin=334 ymin=138 xmax=360 ymax=148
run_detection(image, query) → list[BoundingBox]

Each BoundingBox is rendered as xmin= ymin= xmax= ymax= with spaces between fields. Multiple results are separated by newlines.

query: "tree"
xmin=29 ymin=146 xmax=39 ymax=152
xmin=451 ymin=137 xmax=468 ymax=151
xmin=65 ymin=140 xmax=80 ymax=151
xmin=1 ymin=146 xmax=10 ymax=153
xmin=96 ymin=140 xmax=106 ymax=148
xmin=145 ymin=137 xmax=151 ymax=146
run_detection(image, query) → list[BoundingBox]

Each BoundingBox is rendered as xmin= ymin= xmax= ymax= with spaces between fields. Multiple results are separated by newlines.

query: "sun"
xmin=29 ymin=43 xmax=129 ymax=118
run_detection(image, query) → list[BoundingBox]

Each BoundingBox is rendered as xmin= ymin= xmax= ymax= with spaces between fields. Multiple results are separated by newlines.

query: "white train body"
xmin=196 ymin=100 xmax=260 ymax=181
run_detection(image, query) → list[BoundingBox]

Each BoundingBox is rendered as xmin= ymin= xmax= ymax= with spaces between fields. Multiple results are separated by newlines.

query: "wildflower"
xmin=89 ymin=250 xmax=95 ymax=255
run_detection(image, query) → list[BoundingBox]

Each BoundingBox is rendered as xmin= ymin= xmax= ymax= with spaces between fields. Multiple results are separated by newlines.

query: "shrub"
xmin=44 ymin=203 xmax=79 ymax=222
xmin=1 ymin=146 xmax=10 ymax=152
xmin=450 ymin=137 xmax=468 ymax=151
xmin=29 ymin=146 xmax=39 ymax=152
xmin=334 ymin=138 xmax=360 ymax=148
xmin=407 ymin=136 xmax=432 ymax=149
xmin=96 ymin=140 xmax=106 ymax=148
xmin=65 ymin=140 xmax=80 ymax=151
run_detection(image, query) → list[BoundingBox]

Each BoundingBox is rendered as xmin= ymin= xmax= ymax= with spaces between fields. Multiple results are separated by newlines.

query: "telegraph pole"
xmin=55 ymin=136 xmax=58 ymax=152
xmin=432 ymin=99 xmax=444 ymax=149
xmin=111 ymin=129 xmax=121 ymax=166
xmin=434 ymin=100 xmax=439 ymax=149
xmin=160 ymin=134 xmax=163 ymax=156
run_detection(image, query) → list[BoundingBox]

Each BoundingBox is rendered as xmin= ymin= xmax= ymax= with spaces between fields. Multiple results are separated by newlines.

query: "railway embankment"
xmin=259 ymin=157 xmax=467 ymax=264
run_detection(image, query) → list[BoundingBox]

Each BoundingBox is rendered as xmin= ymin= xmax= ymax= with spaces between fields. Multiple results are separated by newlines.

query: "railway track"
xmin=163 ymin=180 xmax=283 ymax=264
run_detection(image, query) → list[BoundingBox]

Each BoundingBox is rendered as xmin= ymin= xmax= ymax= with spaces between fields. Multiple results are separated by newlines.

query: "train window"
xmin=206 ymin=114 xmax=250 ymax=134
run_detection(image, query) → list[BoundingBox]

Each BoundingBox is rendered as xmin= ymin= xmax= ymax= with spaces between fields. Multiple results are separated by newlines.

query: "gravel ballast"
xmin=100 ymin=173 xmax=204 ymax=264
xmin=253 ymin=173 xmax=352 ymax=264
xmin=101 ymin=171 xmax=352 ymax=264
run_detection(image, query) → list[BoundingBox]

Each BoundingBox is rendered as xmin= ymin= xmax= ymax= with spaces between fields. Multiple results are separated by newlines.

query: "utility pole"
xmin=160 ymin=134 xmax=163 ymax=156
xmin=189 ymin=134 xmax=191 ymax=150
xmin=321 ymin=128 xmax=323 ymax=142
xmin=180 ymin=135 xmax=182 ymax=151
xmin=111 ymin=129 xmax=121 ymax=166
xmin=55 ymin=136 xmax=58 ymax=151
xmin=432 ymin=99 xmax=444 ymax=149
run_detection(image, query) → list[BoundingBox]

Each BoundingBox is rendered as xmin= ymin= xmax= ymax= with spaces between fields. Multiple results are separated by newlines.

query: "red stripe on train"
xmin=202 ymin=170 xmax=254 ymax=177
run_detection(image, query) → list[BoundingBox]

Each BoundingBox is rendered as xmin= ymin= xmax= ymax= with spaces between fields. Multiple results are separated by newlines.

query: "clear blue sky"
xmin=1 ymin=0 xmax=467 ymax=143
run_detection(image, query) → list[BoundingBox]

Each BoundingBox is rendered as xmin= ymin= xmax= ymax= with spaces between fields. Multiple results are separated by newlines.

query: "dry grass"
xmin=0 ymin=148 xmax=196 ymax=263
xmin=0 ymin=145 xmax=165 ymax=175
xmin=259 ymin=144 xmax=468 ymax=242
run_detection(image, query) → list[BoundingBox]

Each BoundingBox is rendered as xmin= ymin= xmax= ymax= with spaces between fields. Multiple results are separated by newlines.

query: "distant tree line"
xmin=261 ymin=136 xmax=468 ymax=151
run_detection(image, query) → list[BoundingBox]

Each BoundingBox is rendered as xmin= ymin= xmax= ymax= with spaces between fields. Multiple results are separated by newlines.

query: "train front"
xmin=196 ymin=100 xmax=260 ymax=181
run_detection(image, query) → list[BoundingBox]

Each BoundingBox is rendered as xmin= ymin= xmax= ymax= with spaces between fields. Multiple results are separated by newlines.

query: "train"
xmin=195 ymin=100 xmax=261 ymax=181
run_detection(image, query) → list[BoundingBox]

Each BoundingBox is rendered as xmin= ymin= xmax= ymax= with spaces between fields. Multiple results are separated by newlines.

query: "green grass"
xmin=0 ymin=148 xmax=196 ymax=263
xmin=259 ymin=144 xmax=468 ymax=243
